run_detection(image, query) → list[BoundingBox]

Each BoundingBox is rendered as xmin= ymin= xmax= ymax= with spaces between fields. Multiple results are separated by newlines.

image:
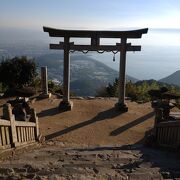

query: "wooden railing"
xmin=0 ymin=120 xmax=11 ymax=149
xmin=156 ymin=120 xmax=180 ymax=147
xmin=0 ymin=103 xmax=39 ymax=149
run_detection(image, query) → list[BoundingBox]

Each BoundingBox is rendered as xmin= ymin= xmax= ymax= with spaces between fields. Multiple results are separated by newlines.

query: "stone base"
xmin=59 ymin=101 xmax=73 ymax=111
xmin=39 ymin=93 xmax=52 ymax=99
xmin=115 ymin=102 xmax=128 ymax=112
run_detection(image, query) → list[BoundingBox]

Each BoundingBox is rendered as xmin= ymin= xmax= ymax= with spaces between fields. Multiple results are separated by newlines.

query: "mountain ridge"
xmin=36 ymin=53 xmax=138 ymax=96
xmin=159 ymin=70 xmax=180 ymax=87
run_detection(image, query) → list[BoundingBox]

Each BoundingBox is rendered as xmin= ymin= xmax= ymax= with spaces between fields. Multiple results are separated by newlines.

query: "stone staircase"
xmin=0 ymin=144 xmax=180 ymax=179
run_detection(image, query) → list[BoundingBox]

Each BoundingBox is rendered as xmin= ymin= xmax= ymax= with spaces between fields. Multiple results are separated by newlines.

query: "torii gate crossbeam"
xmin=43 ymin=27 xmax=148 ymax=112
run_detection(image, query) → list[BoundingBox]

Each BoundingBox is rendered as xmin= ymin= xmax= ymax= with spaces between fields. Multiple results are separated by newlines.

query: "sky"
xmin=1 ymin=0 xmax=180 ymax=30
xmin=1 ymin=0 xmax=180 ymax=47
xmin=0 ymin=0 xmax=180 ymax=80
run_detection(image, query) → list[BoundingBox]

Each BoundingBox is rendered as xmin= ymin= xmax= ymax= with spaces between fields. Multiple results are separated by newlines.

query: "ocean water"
xmin=90 ymin=45 xmax=180 ymax=80
xmin=0 ymin=28 xmax=180 ymax=80
xmin=90 ymin=29 xmax=180 ymax=80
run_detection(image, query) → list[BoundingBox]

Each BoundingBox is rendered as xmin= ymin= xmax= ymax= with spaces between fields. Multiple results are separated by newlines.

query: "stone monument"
xmin=40 ymin=66 xmax=51 ymax=98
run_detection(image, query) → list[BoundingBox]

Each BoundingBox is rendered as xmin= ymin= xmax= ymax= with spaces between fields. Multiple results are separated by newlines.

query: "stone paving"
xmin=0 ymin=143 xmax=180 ymax=179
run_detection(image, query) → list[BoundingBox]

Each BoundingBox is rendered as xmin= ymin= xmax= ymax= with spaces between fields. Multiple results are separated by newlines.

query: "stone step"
xmin=0 ymin=145 xmax=179 ymax=179
xmin=128 ymin=172 xmax=162 ymax=180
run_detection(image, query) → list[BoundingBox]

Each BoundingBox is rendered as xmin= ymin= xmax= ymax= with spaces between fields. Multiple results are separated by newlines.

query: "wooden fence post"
xmin=31 ymin=108 xmax=39 ymax=140
xmin=10 ymin=115 xmax=18 ymax=147
xmin=4 ymin=103 xmax=18 ymax=147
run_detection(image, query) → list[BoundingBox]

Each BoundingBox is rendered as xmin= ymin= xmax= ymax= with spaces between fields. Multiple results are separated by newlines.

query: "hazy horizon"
xmin=0 ymin=0 xmax=180 ymax=80
xmin=0 ymin=27 xmax=180 ymax=80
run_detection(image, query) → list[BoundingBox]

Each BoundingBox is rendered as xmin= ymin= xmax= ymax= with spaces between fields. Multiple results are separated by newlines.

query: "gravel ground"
xmin=0 ymin=143 xmax=180 ymax=179
xmin=0 ymin=96 xmax=179 ymax=179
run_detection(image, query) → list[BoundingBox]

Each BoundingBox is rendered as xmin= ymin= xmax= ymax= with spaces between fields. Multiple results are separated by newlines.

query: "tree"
xmin=126 ymin=81 xmax=138 ymax=100
xmin=106 ymin=78 xmax=119 ymax=97
xmin=0 ymin=56 xmax=37 ymax=90
xmin=98 ymin=78 xmax=180 ymax=104
xmin=48 ymin=80 xmax=63 ymax=94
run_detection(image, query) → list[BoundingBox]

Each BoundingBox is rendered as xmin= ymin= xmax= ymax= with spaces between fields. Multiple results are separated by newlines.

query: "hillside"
xmin=159 ymin=70 xmax=180 ymax=87
xmin=36 ymin=53 xmax=138 ymax=96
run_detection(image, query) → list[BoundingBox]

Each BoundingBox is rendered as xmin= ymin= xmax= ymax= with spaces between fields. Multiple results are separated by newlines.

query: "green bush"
xmin=48 ymin=80 xmax=63 ymax=94
xmin=97 ymin=79 xmax=180 ymax=104
xmin=0 ymin=56 xmax=37 ymax=90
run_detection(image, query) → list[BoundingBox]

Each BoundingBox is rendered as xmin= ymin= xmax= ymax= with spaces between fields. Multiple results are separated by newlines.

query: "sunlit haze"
xmin=1 ymin=0 xmax=180 ymax=30
xmin=0 ymin=0 xmax=180 ymax=80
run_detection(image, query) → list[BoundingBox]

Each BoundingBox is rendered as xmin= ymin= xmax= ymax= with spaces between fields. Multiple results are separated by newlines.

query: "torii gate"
xmin=43 ymin=27 xmax=148 ymax=112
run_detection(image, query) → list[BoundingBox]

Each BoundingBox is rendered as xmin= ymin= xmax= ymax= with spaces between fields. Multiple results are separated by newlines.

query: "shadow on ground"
xmin=45 ymin=107 xmax=122 ymax=140
xmin=110 ymin=111 xmax=154 ymax=136
xmin=45 ymin=109 xmax=154 ymax=141
xmin=37 ymin=107 xmax=60 ymax=118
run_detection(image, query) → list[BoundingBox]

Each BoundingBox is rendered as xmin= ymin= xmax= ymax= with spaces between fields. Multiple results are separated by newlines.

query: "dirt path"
xmin=31 ymin=97 xmax=155 ymax=147
xmin=0 ymin=96 xmax=180 ymax=179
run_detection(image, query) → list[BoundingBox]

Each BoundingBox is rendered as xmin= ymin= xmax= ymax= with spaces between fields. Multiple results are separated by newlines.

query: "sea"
xmin=0 ymin=28 xmax=180 ymax=80
xmin=89 ymin=28 xmax=180 ymax=80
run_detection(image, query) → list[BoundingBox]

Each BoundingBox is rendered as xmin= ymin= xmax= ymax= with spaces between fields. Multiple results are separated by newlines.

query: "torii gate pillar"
xmin=115 ymin=38 xmax=128 ymax=112
xmin=59 ymin=37 xmax=73 ymax=110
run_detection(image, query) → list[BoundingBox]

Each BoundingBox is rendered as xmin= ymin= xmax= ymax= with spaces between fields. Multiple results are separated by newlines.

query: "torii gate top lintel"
xmin=43 ymin=26 xmax=148 ymax=39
